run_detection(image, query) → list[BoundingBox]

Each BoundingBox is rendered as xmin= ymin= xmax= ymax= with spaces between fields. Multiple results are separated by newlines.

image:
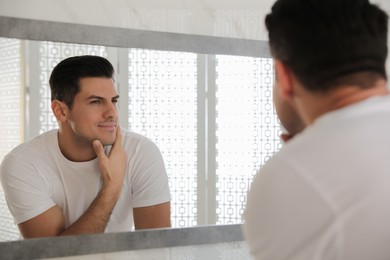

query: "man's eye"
xmin=112 ymin=99 xmax=118 ymax=103
xmin=91 ymin=100 xmax=101 ymax=104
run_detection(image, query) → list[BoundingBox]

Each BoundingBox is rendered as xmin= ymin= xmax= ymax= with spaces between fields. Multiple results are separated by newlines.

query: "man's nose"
xmin=104 ymin=102 xmax=118 ymax=119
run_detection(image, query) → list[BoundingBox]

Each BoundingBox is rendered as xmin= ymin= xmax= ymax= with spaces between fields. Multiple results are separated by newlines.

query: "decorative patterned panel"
xmin=0 ymin=37 xmax=22 ymax=241
xmin=0 ymin=38 xmax=22 ymax=161
xmin=128 ymin=49 xmax=198 ymax=228
xmin=215 ymin=56 xmax=281 ymax=224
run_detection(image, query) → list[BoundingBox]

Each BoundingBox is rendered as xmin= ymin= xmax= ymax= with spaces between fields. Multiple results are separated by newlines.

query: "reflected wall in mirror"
xmin=0 ymin=17 xmax=280 ymax=242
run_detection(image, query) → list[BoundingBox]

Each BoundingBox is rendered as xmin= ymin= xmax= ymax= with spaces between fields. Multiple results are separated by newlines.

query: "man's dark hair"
xmin=265 ymin=0 xmax=388 ymax=91
xmin=49 ymin=55 xmax=114 ymax=109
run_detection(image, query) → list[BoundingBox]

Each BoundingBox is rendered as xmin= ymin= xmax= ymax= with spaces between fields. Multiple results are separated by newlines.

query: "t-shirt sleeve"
xmin=130 ymin=139 xmax=171 ymax=208
xmin=0 ymin=154 xmax=56 ymax=224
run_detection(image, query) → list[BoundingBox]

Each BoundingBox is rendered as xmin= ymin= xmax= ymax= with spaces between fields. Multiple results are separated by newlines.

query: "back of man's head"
xmin=49 ymin=55 xmax=114 ymax=109
xmin=265 ymin=0 xmax=388 ymax=91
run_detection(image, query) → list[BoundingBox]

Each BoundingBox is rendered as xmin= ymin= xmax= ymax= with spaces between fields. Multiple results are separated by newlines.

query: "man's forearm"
xmin=59 ymin=186 xmax=121 ymax=236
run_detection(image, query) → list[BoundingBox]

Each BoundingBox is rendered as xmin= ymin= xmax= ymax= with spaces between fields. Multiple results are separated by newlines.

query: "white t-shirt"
xmin=243 ymin=95 xmax=390 ymax=260
xmin=0 ymin=129 xmax=171 ymax=232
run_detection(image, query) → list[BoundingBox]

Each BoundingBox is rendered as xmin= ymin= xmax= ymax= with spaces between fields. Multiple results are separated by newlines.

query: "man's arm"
xmin=18 ymin=187 xmax=122 ymax=238
xmin=19 ymin=193 xmax=171 ymax=238
xmin=133 ymin=201 xmax=171 ymax=229
xmin=18 ymin=127 xmax=127 ymax=238
xmin=18 ymin=206 xmax=64 ymax=238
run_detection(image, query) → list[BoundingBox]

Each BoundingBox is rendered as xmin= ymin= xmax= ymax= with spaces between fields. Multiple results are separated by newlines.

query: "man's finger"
xmin=280 ymin=133 xmax=294 ymax=143
xmin=111 ymin=126 xmax=123 ymax=151
xmin=92 ymin=139 xmax=105 ymax=158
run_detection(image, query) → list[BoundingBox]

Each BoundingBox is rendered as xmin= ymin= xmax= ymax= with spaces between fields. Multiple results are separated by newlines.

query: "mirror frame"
xmin=0 ymin=15 xmax=271 ymax=57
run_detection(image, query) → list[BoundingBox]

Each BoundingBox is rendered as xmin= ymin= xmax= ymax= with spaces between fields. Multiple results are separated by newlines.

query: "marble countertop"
xmin=0 ymin=224 xmax=248 ymax=260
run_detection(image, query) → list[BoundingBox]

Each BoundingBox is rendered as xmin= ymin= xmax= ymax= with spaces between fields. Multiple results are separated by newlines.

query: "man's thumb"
xmin=92 ymin=140 xmax=104 ymax=157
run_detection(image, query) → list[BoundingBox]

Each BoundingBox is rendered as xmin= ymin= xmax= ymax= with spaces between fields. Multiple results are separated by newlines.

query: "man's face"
xmin=273 ymin=76 xmax=304 ymax=137
xmin=65 ymin=77 xmax=119 ymax=146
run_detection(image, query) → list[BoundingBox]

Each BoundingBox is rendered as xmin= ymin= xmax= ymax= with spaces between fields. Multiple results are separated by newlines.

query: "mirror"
xmin=0 ymin=15 xmax=280 ymax=241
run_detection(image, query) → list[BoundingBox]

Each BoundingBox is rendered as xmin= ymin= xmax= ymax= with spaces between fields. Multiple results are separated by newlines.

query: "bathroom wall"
xmin=0 ymin=0 xmax=273 ymax=40
xmin=1 ymin=0 xmax=389 ymax=74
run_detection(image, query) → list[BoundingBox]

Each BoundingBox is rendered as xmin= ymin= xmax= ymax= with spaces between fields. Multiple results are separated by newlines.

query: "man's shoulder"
xmin=120 ymin=128 xmax=161 ymax=154
xmin=121 ymin=128 xmax=155 ymax=145
xmin=0 ymin=130 xmax=59 ymax=183
xmin=2 ymin=130 xmax=58 ymax=161
xmin=121 ymin=128 xmax=147 ymax=140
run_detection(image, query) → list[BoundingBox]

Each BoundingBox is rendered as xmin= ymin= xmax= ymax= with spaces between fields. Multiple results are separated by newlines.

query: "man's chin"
xmin=95 ymin=137 xmax=116 ymax=147
xmin=102 ymin=140 xmax=115 ymax=147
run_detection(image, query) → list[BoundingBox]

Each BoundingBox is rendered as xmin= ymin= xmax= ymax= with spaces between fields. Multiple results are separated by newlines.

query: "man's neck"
xmin=296 ymin=79 xmax=389 ymax=125
xmin=57 ymin=130 xmax=97 ymax=162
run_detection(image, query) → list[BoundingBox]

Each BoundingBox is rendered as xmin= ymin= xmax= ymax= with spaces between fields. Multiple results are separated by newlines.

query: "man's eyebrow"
xmin=85 ymin=95 xmax=104 ymax=101
xmin=85 ymin=95 xmax=120 ymax=101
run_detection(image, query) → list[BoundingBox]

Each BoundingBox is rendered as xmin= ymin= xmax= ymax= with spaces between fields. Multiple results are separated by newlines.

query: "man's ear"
xmin=274 ymin=59 xmax=295 ymax=99
xmin=51 ymin=100 xmax=68 ymax=122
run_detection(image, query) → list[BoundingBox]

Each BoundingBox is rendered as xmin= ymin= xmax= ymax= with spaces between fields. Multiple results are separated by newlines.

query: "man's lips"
xmin=98 ymin=123 xmax=117 ymax=130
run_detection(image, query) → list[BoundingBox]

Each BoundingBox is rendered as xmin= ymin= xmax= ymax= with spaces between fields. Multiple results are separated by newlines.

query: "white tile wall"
xmin=1 ymin=0 xmax=389 ymax=75
xmin=0 ymin=0 xmax=274 ymax=40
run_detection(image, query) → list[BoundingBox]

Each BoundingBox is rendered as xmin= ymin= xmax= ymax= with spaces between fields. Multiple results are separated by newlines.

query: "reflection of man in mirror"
xmin=0 ymin=55 xmax=171 ymax=238
xmin=244 ymin=0 xmax=390 ymax=259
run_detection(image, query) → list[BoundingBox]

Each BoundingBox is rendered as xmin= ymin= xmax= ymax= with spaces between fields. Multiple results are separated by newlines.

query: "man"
xmin=244 ymin=0 xmax=390 ymax=259
xmin=0 ymin=55 xmax=171 ymax=238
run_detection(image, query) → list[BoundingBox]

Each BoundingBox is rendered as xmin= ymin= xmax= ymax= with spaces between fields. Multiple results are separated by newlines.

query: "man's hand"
xmin=280 ymin=132 xmax=295 ymax=143
xmin=93 ymin=127 xmax=127 ymax=197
